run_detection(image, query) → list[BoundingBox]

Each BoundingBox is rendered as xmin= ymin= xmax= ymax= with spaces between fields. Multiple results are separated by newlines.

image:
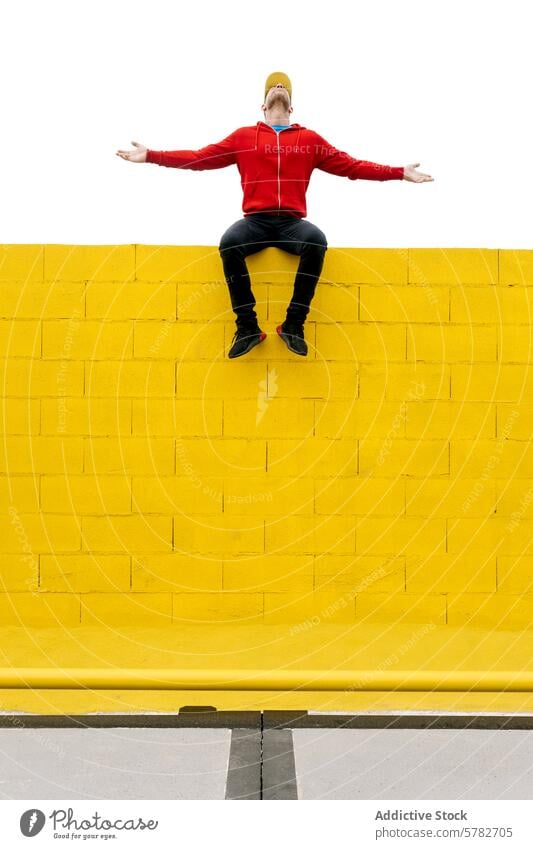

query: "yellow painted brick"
xmin=265 ymin=515 xmax=356 ymax=555
xmin=322 ymin=247 xmax=408 ymax=285
xmin=359 ymin=364 xmax=450 ymax=400
xmin=407 ymin=324 xmax=497 ymax=362
xmin=224 ymin=476 xmax=314 ymax=515
xmin=359 ymin=438 xmax=449 ymax=477
xmin=315 ymin=400 xmax=407 ymax=438
xmin=132 ymin=476 xmax=223 ymax=514
xmin=0 ymin=554 xmax=38 ymax=591
xmin=86 ymin=282 xmax=175 ymax=319
xmin=0 ymin=399 xmax=40 ymax=434
xmin=85 ymin=438 xmax=174 ymax=475
xmin=177 ymin=361 xmax=267 ymax=399
xmin=132 ymin=554 xmax=222 ymax=592
xmin=248 ymin=246 xmax=300 ymax=281
xmin=451 ymin=364 xmax=533 ymax=401
xmin=82 ymin=516 xmax=172 ymax=553
xmin=498 ymin=326 xmax=533 ymax=362
xmin=40 ymin=554 xmax=130 ymax=592
xmin=173 ymin=592 xmax=263 ymax=623
xmin=451 ymin=286 xmax=532 ymax=323
xmin=498 ymin=556 xmax=533 ymax=593
xmin=266 ymin=362 xmax=357 ymax=399
xmin=0 ymin=282 xmax=85 ymax=318
xmin=0 ymin=592 xmax=80 ymax=626
xmin=173 ymin=515 xmax=263 ymax=554
xmin=406 ymin=554 xmax=497 ymax=593
xmin=41 ymin=475 xmax=132 ymax=514
xmin=177 ymin=282 xmax=267 ymax=322
xmin=447 ymin=593 xmax=533 ymax=629
xmin=0 ymin=245 xmax=43 ymax=282
xmin=499 ymin=249 xmax=533 ymax=286
xmin=356 ymin=517 xmax=446 ymax=555
xmin=41 ymin=398 xmax=132 ymax=436
xmin=0 ymin=474 xmax=40 ymax=512
xmin=264 ymin=590 xmax=355 ymax=625
xmin=267 ymin=438 xmax=357 ymax=477
xmin=304 ymin=284 xmax=359 ymax=323
xmin=315 ymin=478 xmax=404 ymax=515
xmin=81 ymin=592 xmax=172 ymax=625
xmin=404 ymin=401 xmax=496 ymax=439
xmin=223 ymin=555 xmax=314 ymax=592
xmin=267 ymin=283 xmax=308 ymax=317
xmin=176 ymin=438 xmax=266 ymax=477
xmin=224 ymin=397 xmax=314 ymax=439
xmin=86 ymin=361 xmax=175 ymax=396
xmin=0 ymin=513 xmax=80 ymax=553
xmin=409 ymin=248 xmax=498 ymax=286
xmin=268 ymin=283 xmax=348 ymax=325
xmin=132 ymin=399 xmax=223 ymax=437
xmin=134 ymin=320 xmax=224 ymax=359
xmin=314 ymin=554 xmax=405 ymax=593
xmin=0 ymin=437 xmax=83 ymax=473
xmin=316 ymin=322 xmax=406 ymax=361
xmin=136 ymin=245 xmax=222 ymax=283
xmin=45 ymin=245 xmax=135 ymax=282
xmin=406 ymin=479 xmax=497 ymax=517
xmin=447 ymin=517 xmax=533 ymax=556
xmin=360 ymin=285 xmax=449 ymax=323
xmin=0 ymin=359 xmax=84 ymax=396
xmin=450 ymin=440 xmax=533 ymax=478
xmin=0 ymin=319 xmax=41 ymax=356
xmin=496 ymin=404 xmax=533 ymax=439
xmin=42 ymin=320 xmax=134 ymax=359
xmin=355 ymin=592 xmax=446 ymax=625
xmin=496 ymin=480 xmax=533 ymax=518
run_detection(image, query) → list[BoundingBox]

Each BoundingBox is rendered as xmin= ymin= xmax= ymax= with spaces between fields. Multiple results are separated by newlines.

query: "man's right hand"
xmin=115 ymin=141 xmax=148 ymax=163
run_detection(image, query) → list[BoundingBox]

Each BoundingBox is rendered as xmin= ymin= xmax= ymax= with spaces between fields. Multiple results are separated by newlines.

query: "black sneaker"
xmin=228 ymin=324 xmax=267 ymax=359
xmin=276 ymin=321 xmax=308 ymax=356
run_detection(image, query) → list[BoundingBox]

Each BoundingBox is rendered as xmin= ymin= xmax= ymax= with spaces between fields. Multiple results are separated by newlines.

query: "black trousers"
xmin=218 ymin=212 xmax=328 ymax=329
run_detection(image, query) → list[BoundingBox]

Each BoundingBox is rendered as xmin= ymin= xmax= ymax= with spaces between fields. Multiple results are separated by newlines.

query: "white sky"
xmin=1 ymin=0 xmax=532 ymax=248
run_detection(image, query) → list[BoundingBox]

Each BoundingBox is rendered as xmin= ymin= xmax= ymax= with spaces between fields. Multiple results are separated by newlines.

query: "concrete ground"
xmin=0 ymin=728 xmax=231 ymax=800
xmin=2 ymin=724 xmax=533 ymax=799
xmin=293 ymin=728 xmax=533 ymax=800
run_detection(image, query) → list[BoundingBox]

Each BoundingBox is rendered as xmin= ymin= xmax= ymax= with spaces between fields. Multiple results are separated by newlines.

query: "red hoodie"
xmin=146 ymin=121 xmax=404 ymax=219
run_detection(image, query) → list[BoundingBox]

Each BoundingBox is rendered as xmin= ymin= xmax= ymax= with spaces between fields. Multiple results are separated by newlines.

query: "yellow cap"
xmin=264 ymin=71 xmax=292 ymax=103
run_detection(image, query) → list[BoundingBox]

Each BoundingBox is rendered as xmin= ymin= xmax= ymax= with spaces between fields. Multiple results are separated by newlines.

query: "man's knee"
xmin=301 ymin=222 xmax=327 ymax=251
xmin=219 ymin=221 xmax=245 ymax=255
xmin=304 ymin=227 xmax=328 ymax=255
xmin=219 ymin=231 xmax=238 ymax=256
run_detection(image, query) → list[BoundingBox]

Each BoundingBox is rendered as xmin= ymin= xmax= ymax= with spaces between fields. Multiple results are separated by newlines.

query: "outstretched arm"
xmin=313 ymin=133 xmax=433 ymax=182
xmin=116 ymin=132 xmax=238 ymax=170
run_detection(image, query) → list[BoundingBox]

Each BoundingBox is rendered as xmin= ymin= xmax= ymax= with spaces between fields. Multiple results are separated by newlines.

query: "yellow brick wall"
xmin=0 ymin=244 xmax=532 ymax=629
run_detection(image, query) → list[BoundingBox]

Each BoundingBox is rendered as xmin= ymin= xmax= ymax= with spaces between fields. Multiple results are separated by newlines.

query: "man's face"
xmin=264 ymin=83 xmax=291 ymax=111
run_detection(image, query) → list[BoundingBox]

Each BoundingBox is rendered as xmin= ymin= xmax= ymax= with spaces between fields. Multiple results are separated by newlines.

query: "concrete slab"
xmin=262 ymin=729 xmax=298 ymax=800
xmin=293 ymin=728 xmax=533 ymax=799
xmin=225 ymin=729 xmax=262 ymax=800
xmin=0 ymin=728 xmax=231 ymax=799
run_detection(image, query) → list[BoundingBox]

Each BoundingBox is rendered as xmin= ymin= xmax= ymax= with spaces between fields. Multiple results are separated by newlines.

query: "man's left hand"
xmin=402 ymin=163 xmax=434 ymax=182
